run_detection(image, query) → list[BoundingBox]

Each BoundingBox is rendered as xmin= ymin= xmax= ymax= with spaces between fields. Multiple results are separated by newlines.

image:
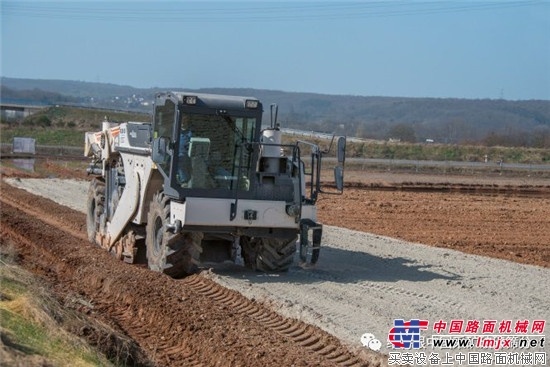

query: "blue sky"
xmin=1 ymin=1 xmax=549 ymax=100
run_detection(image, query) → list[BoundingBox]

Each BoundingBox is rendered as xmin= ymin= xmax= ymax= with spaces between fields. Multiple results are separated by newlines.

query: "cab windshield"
xmin=175 ymin=113 xmax=256 ymax=191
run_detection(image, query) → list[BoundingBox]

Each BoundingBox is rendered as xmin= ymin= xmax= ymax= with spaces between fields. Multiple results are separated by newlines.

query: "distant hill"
xmin=2 ymin=77 xmax=549 ymax=147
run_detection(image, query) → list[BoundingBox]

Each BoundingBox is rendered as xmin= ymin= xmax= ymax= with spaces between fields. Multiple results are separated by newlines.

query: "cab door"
xmin=151 ymin=95 xmax=181 ymax=198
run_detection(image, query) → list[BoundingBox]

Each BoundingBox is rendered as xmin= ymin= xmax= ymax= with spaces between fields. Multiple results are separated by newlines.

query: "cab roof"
xmin=156 ymin=91 xmax=262 ymax=111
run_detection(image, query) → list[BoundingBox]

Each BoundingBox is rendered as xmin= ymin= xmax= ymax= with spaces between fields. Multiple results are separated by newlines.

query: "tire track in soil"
xmin=0 ymin=183 xmax=379 ymax=367
xmin=183 ymin=275 xmax=366 ymax=366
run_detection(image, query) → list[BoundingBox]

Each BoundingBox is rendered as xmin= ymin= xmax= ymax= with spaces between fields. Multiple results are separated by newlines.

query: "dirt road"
xmin=4 ymin=177 xmax=550 ymax=363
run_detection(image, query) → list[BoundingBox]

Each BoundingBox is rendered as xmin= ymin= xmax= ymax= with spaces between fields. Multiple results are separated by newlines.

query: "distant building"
xmin=0 ymin=103 xmax=47 ymax=122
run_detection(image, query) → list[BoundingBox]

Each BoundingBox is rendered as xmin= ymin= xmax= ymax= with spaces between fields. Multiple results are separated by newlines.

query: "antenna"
xmin=270 ymin=103 xmax=279 ymax=129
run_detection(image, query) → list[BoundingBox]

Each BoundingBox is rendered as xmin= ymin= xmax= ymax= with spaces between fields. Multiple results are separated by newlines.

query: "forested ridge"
xmin=2 ymin=77 xmax=549 ymax=147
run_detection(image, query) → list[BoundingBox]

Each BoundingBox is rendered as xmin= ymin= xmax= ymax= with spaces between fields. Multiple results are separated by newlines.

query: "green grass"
xmin=0 ymin=262 xmax=115 ymax=367
xmin=291 ymin=134 xmax=550 ymax=164
xmin=0 ymin=309 xmax=109 ymax=366
xmin=1 ymin=309 xmax=49 ymax=355
xmin=1 ymin=127 xmax=85 ymax=147
xmin=1 ymin=276 xmax=27 ymax=295
xmin=1 ymin=105 xmax=148 ymax=147
xmin=27 ymin=105 xmax=148 ymax=128
xmin=345 ymin=141 xmax=550 ymax=164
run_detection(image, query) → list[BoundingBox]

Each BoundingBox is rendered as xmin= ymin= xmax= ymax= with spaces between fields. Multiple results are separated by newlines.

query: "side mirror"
xmin=152 ymin=137 xmax=170 ymax=164
xmin=337 ymin=136 xmax=346 ymax=163
xmin=334 ymin=166 xmax=344 ymax=192
xmin=334 ymin=136 xmax=346 ymax=192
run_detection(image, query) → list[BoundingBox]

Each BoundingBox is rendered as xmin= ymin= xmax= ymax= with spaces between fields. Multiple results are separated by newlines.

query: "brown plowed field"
xmin=318 ymin=178 xmax=550 ymax=268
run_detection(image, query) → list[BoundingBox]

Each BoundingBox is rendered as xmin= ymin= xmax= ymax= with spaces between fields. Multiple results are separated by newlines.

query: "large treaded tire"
xmin=86 ymin=178 xmax=105 ymax=245
xmin=254 ymin=237 xmax=297 ymax=272
xmin=146 ymin=192 xmax=203 ymax=278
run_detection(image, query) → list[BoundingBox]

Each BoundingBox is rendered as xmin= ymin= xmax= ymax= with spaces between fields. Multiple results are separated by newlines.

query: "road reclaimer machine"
xmin=84 ymin=91 xmax=345 ymax=277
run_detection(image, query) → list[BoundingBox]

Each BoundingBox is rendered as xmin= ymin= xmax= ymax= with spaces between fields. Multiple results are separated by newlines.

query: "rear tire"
xmin=243 ymin=236 xmax=297 ymax=272
xmin=146 ymin=192 xmax=203 ymax=278
xmin=86 ymin=178 xmax=105 ymax=245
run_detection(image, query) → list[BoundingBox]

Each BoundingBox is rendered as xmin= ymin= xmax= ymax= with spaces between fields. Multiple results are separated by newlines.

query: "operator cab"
xmin=151 ymin=92 xmax=263 ymax=200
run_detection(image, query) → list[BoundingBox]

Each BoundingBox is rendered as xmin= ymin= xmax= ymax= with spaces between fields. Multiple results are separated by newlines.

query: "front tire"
xmin=146 ymin=192 xmax=203 ymax=278
xmin=242 ymin=236 xmax=297 ymax=272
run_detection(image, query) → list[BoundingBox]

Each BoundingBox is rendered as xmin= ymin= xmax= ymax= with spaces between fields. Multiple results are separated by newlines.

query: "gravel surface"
xmin=6 ymin=178 xmax=550 ymax=356
xmin=209 ymin=228 xmax=550 ymax=353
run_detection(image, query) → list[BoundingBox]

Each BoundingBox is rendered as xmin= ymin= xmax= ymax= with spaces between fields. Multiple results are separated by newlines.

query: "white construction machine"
xmin=84 ymin=91 xmax=345 ymax=277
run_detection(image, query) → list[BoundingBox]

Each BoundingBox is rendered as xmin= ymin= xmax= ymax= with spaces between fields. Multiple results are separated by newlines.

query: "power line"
xmin=2 ymin=1 xmax=547 ymax=23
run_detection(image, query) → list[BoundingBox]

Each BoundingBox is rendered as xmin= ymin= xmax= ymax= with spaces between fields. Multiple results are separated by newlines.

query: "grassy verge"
xmin=1 ymin=105 xmax=149 ymax=147
xmin=346 ymin=141 xmax=550 ymax=164
xmin=1 ymin=128 xmax=85 ymax=147
xmin=0 ymin=246 xmax=114 ymax=367
xmin=0 ymin=239 xmax=150 ymax=367
xmin=284 ymin=136 xmax=550 ymax=164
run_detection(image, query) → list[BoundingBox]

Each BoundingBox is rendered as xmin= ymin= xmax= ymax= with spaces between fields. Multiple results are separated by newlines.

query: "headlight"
xmin=183 ymin=95 xmax=197 ymax=105
xmin=245 ymin=99 xmax=259 ymax=109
